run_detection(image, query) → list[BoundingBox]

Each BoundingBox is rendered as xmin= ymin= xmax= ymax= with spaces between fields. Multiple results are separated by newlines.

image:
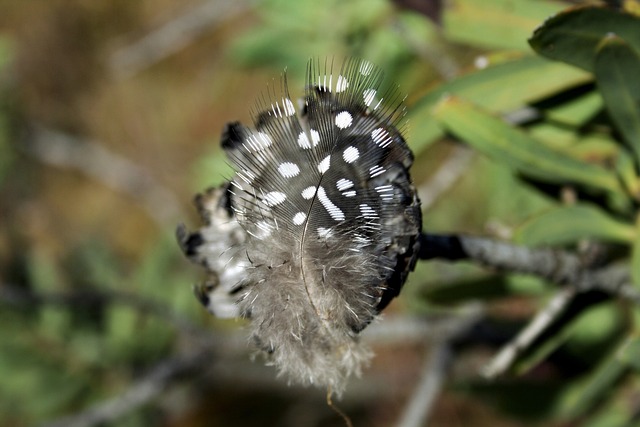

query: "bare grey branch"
xmin=23 ymin=124 xmax=184 ymax=227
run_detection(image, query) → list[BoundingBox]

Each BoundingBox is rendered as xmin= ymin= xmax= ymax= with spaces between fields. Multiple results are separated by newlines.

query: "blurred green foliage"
xmin=431 ymin=3 xmax=640 ymax=425
xmin=2 ymin=0 xmax=640 ymax=426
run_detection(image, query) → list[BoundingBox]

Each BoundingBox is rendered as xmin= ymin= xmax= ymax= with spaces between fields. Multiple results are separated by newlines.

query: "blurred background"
xmin=0 ymin=0 xmax=624 ymax=426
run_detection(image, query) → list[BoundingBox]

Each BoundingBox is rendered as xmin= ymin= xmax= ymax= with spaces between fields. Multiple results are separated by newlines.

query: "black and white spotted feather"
xmin=178 ymin=58 xmax=421 ymax=394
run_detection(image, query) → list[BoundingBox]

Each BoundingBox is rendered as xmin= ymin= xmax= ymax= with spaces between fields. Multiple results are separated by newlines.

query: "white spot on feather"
xmin=369 ymin=165 xmax=385 ymax=178
xmin=293 ymin=212 xmax=307 ymax=225
xmin=371 ymin=128 xmax=392 ymax=148
xmin=278 ymin=162 xmax=300 ymax=178
xmin=359 ymin=204 xmax=378 ymax=218
xmin=342 ymin=146 xmax=359 ymax=163
xmin=359 ymin=60 xmax=374 ymax=76
xmin=283 ymin=98 xmax=295 ymax=116
xmin=318 ymin=155 xmax=331 ymax=173
xmin=363 ymin=89 xmax=376 ymax=107
xmin=335 ymin=75 xmax=349 ymax=93
xmin=297 ymin=129 xmax=320 ymax=149
xmin=264 ymin=191 xmax=286 ymax=206
xmin=302 ymin=186 xmax=317 ymax=199
xmin=317 ymin=186 xmax=345 ymax=221
xmin=375 ymin=185 xmax=394 ymax=201
xmin=335 ymin=111 xmax=353 ymax=129
xmin=318 ymin=74 xmax=331 ymax=92
xmin=336 ymin=178 xmax=354 ymax=191
xmin=247 ymin=132 xmax=272 ymax=151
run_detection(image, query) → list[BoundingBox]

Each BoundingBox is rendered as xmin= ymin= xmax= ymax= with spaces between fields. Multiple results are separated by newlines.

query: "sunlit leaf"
xmin=625 ymin=0 xmax=640 ymax=16
xmin=432 ymin=96 xmax=624 ymax=194
xmin=542 ymin=89 xmax=602 ymax=127
xmin=529 ymin=6 xmax=640 ymax=71
xmin=443 ymin=0 xmax=564 ymax=51
xmin=594 ymin=34 xmax=640 ymax=163
xmin=410 ymin=55 xmax=591 ymax=154
xmin=514 ymin=204 xmax=635 ymax=247
xmin=528 ymin=122 xmax=616 ymax=157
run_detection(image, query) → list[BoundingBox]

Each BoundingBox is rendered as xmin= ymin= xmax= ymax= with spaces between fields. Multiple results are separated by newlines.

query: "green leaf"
xmin=559 ymin=341 xmax=629 ymax=419
xmin=594 ymin=34 xmax=640 ymax=164
xmin=444 ymin=0 xmax=564 ymax=51
xmin=432 ymin=96 xmax=624 ymax=194
xmin=621 ymin=335 xmax=640 ymax=371
xmin=583 ymin=393 xmax=636 ymax=427
xmin=614 ymin=148 xmax=640 ymax=199
xmin=569 ymin=357 xmax=628 ymax=417
xmin=514 ymin=204 xmax=635 ymax=247
xmin=228 ymin=0 xmax=392 ymax=72
xmin=409 ymin=55 xmax=591 ymax=155
xmin=515 ymin=302 xmax=622 ymax=377
xmin=543 ymin=89 xmax=602 ymax=127
xmin=630 ymin=219 xmax=640 ymax=289
xmin=528 ymin=121 xmax=617 ymax=157
xmin=529 ymin=6 xmax=640 ymax=72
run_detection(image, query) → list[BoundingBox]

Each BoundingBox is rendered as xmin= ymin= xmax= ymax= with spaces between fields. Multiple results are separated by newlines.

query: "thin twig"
xmin=419 ymin=233 xmax=640 ymax=304
xmin=419 ymin=233 xmax=640 ymax=378
xmin=395 ymin=303 xmax=483 ymax=427
xmin=40 ymin=348 xmax=213 ymax=427
xmin=482 ymin=288 xmax=577 ymax=379
xmin=418 ymin=145 xmax=476 ymax=212
xmin=22 ymin=124 xmax=184 ymax=227
xmin=396 ymin=341 xmax=453 ymax=427
xmin=109 ymin=0 xmax=255 ymax=79
xmin=363 ymin=303 xmax=484 ymax=345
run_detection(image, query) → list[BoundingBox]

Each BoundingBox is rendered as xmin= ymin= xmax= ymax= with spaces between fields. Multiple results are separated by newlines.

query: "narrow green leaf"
xmin=433 ymin=96 xmax=624 ymax=194
xmin=516 ymin=302 xmax=622 ymax=377
xmin=528 ymin=121 xmax=617 ymax=158
xmin=630 ymin=219 xmax=640 ymax=289
xmin=560 ymin=344 xmax=629 ymax=418
xmin=443 ymin=0 xmax=564 ymax=51
xmin=529 ymin=6 xmax=640 ymax=71
xmin=571 ymin=138 xmax=621 ymax=163
xmin=582 ymin=393 xmax=637 ymax=427
xmin=514 ymin=204 xmax=635 ymax=247
xmin=543 ymin=89 xmax=602 ymax=127
xmin=614 ymin=148 xmax=640 ymax=199
xmin=410 ymin=55 xmax=591 ymax=155
xmin=594 ymin=35 xmax=640 ymax=164
xmin=621 ymin=336 xmax=640 ymax=371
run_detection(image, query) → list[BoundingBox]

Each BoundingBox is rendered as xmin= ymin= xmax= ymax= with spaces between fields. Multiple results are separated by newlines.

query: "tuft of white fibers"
xmin=235 ymin=228 xmax=387 ymax=393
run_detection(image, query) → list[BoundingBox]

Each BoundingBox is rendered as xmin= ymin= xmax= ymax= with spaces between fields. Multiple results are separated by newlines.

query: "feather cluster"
xmin=178 ymin=58 xmax=421 ymax=394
